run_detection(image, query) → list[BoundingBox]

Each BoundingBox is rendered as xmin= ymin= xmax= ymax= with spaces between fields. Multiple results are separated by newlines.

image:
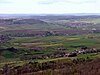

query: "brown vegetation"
xmin=0 ymin=58 xmax=100 ymax=75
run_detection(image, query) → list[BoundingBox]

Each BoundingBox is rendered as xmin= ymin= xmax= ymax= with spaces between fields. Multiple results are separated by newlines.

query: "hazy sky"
xmin=0 ymin=0 xmax=100 ymax=14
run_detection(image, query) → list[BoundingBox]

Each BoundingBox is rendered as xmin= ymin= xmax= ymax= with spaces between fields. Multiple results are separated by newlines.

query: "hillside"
xmin=0 ymin=15 xmax=100 ymax=75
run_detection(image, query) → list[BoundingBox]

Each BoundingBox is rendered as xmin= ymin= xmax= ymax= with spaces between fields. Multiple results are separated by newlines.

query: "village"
xmin=19 ymin=46 xmax=100 ymax=60
xmin=41 ymin=47 xmax=100 ymax=59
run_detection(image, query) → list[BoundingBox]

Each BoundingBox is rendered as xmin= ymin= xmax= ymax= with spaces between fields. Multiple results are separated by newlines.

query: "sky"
xmin=0 ymin=0 xmax=100 ymax=14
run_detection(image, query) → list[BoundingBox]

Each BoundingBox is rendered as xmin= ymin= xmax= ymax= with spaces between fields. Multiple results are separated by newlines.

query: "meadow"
xmin=0 ymin=16 xmax=100 ymax=75
xmin=0 ymin=33 xmax=100 ymax=68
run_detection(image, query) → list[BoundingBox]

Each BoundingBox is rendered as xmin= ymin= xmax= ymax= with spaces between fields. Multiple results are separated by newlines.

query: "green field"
xmin=0 ymin=33 xmax=100 ymax=68
xmin=0 ymin=16 xmax=100 ymax=73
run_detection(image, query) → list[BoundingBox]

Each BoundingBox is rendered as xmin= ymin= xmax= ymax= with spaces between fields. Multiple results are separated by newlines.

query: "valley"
xmin=0 ymin=15 xmax=100 ymax=75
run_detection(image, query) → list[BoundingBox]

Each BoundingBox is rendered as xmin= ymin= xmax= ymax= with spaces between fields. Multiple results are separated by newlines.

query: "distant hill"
xmin=0 ymin=18 xmax=47 ymax=25
xmin=0 ymin=18 xmax=65 ymax=30
xmin=0 ymin=15 xmax=100 ymax=31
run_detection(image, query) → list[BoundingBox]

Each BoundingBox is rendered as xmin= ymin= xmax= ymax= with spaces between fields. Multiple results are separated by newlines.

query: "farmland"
xmin=0 ymin=15 xmax=100 ymax=75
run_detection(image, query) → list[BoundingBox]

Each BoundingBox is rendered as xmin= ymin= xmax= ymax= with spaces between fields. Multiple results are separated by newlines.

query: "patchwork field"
xmin=0 ymin=15 xmax=100 ymax=75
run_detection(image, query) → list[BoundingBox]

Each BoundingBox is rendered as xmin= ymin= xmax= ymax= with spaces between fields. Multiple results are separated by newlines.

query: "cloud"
xmin=38 ymin=0 xmax=97 ymax=4
xmin=0 ymin=0 xmax=99 ymax=14
xmin=0 ymin=0 xmax=11 ymax=3
xmin=66 ymin=0 xmax=97 ymax=4
xmin=38 ymin=0 xmax=56 ymax=4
